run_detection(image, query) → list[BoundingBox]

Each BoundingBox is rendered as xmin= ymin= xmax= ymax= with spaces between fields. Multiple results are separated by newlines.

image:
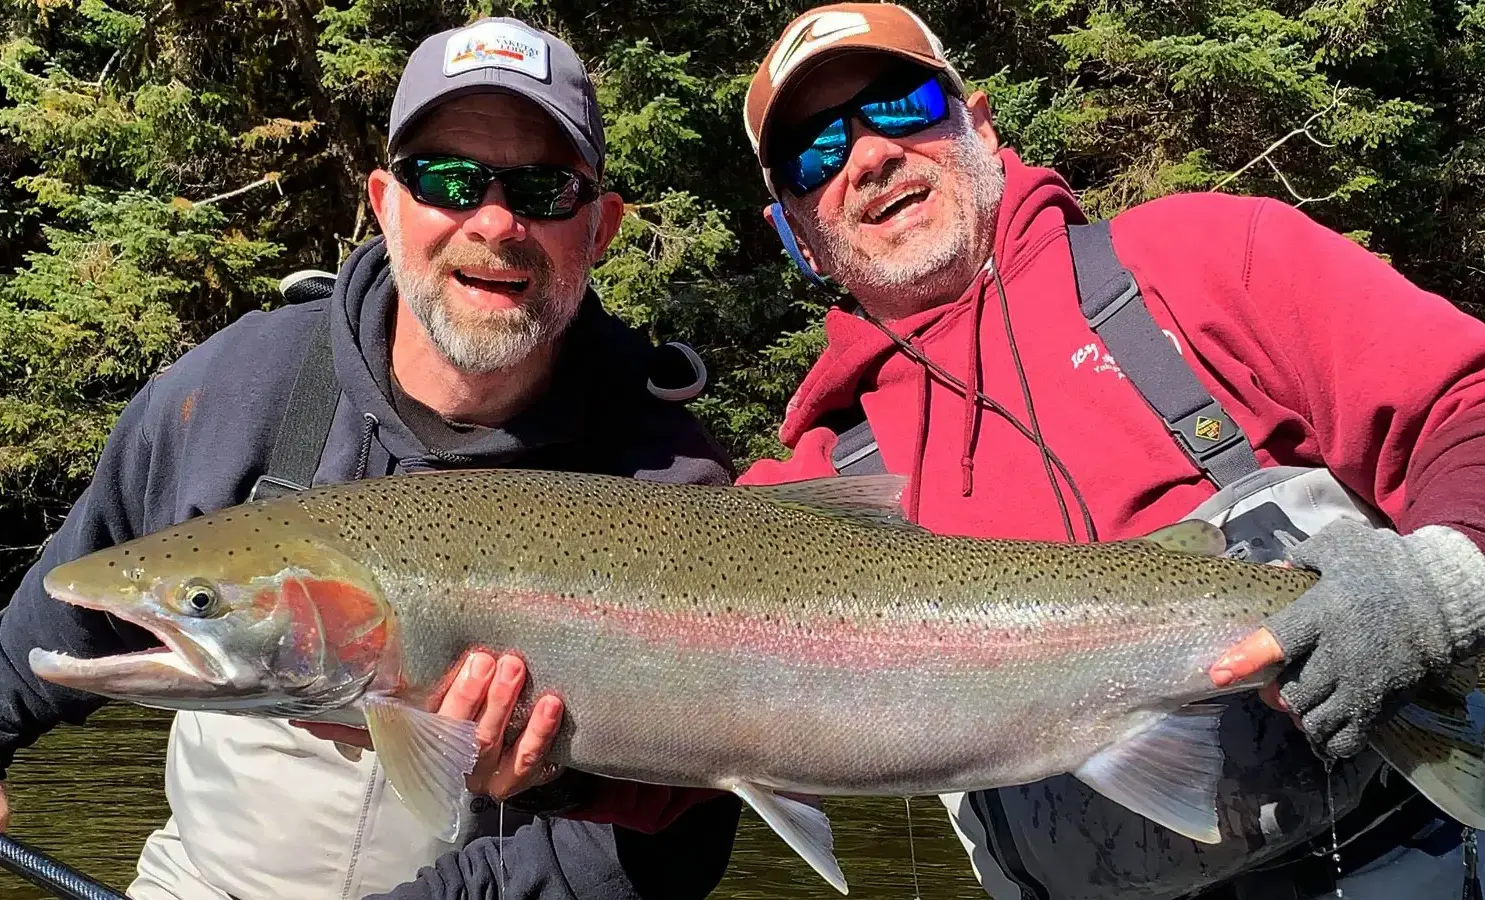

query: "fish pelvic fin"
xmin=1073 ymin=703 xmax=1227 ymax=844
xmin=1370 ymin=657 xmax=1485 ymax=829
xmin=363 ymin=693 xmax=479 ymax=843
xmin=742 ymin=475 xmax=921 ymax=532
xmin=1126 ymin=520 xmax=1228 ymax=557
xmin=727 ymin=780 xmax=848 ymax=894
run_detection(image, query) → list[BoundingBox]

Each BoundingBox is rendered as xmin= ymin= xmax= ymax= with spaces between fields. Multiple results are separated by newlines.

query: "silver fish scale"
xmin=272 ymin=469 xmax=1314 ymax=793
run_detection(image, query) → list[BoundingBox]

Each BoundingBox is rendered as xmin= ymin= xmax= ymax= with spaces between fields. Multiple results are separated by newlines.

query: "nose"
xmin=461 ymin=182 xmax=527 ymax=245
xmin=843 ymin=119 xmax=905 ymax=188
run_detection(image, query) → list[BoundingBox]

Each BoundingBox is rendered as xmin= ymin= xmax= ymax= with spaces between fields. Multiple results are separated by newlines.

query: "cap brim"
xmin=755 ymin=45 xmax=950 ymax=175
xmin=388 ymin=79 xmax=602 ymax=176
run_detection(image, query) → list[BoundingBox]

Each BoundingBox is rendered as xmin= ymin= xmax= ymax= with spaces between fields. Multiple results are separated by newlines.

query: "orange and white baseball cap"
xmin=744 ymin=3 xmax=965 ymax=196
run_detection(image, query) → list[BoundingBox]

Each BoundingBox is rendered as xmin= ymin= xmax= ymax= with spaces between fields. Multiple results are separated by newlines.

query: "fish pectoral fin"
xmin=1126 ymin=520 xmax=1228 ymax=557
xmin=728 ymin=780 xmax=848 ymax=895
xmin=363 ymin=693 xmax=479 ymax=843
xmin=1370 ymin=657 xmax=1485 ymax=829
xmin=1073 ymin=703 xmax=1227 ymax=844
xmin=742 ymin=475 xmax=921 ymax=532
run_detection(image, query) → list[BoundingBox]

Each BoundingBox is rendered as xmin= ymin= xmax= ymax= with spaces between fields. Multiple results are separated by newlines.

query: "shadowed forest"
xmin=6 ymin=0 xmax=1485 ymax=591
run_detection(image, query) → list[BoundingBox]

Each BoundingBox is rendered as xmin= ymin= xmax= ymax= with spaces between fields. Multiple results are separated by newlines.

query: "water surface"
xmin=3 ymin=706 xmax=987 ymax=899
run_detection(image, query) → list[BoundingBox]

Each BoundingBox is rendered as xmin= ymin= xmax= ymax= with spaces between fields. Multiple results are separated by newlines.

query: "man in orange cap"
xmin=738 ymin=4 xmax=1485 ymax=900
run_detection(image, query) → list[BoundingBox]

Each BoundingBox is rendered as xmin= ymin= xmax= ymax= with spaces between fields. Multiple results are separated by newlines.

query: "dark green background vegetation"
xmin=5 ymin=0 xmax=1484 ymax=593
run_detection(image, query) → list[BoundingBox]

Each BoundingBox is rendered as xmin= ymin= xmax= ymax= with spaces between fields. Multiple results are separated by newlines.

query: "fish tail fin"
xmin=1370 ymin=657 xmax=1485 ymax=829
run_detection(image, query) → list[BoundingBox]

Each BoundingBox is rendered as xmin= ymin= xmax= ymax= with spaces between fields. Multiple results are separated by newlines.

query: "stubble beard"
xmin=382 ymin=201 xmax=597 ymax=374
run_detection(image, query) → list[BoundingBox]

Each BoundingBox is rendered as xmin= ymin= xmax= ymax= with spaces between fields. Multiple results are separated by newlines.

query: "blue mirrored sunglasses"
xmin=777 ymin=75 xmax=952 ymax=196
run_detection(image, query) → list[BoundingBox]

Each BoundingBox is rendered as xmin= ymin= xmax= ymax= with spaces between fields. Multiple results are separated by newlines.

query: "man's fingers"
xmin=478 ymin=655 xmax=527 ymax=750
xmin=1318 ymin=719 xmax=1369 ymax=760
xmin=490 ymin=695 xmax=564 ymax=798
xmin=0 ymin=781 xmax=10 ymax=833
xmin=1258 ymin=682 xmax=1289 ymax=712
xmin=1210 ymin=627 xmax=1286 ymax=687
xmin=439 ymin=652 xmax=498 ymax=721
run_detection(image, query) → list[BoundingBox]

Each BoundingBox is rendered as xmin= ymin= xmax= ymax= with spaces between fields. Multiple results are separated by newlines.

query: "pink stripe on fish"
xmin=495 ymin=590 xmax=1209 ymax=671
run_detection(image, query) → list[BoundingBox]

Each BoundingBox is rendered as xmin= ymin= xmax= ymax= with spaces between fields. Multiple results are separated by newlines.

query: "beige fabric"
xmin=126 ymin=710 xmax=456 ymax=900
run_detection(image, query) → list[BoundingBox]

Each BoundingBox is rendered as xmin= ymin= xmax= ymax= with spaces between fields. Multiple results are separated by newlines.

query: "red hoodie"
xmin=739 ymin=150 xmax=1485 ymax=552
xmin=577 ymin=150 xmax=1485 ymax=832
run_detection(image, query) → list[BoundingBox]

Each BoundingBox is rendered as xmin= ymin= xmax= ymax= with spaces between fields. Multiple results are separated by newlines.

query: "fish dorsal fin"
xmin=728 ymin=780 xmax=848 ymax=894
xmin=1370 ymin=657 xmax=1485 ymax=829
xmin=1127 ymin=520 xmax=1227 ymax=557
xmin=363 ymin=693 xmax=479 ymax=843
xmin=744 ymin=475 xmax=919 ymax=531
xmin=1073 ymin=703 xmax=1227 ymax=844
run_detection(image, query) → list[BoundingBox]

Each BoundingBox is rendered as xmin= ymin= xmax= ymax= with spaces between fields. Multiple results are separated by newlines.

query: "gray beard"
xmin=797 ymin=111 xmax=1005 ymax=311
xmin=382 ymin=201 xmax=595 ymax=374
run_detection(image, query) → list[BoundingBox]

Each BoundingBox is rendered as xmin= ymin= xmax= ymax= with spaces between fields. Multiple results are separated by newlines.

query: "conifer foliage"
xmin=3 ymin=0 xmax=1482 ymax=590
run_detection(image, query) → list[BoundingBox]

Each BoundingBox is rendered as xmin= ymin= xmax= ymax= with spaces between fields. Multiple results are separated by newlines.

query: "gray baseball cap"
xmin=387 ymin=17 xmax=605 ymax=175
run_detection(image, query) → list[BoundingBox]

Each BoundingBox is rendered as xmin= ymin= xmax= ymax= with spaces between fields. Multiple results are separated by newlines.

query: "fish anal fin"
xmin=1073 ymin=704 xmax=1227 ymax=844
xmin=728 ymin=780 xmax=848 ymax=894
xmin=1371 ymin=657 xmax=1485 ymax=829
xmin=744 ymin=475 xmax=919 ymax=531
xmin=362 ymin=693 xmax=478 ymax=842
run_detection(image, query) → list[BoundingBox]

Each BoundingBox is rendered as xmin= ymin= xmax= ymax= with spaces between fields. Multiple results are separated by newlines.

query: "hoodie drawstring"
xmin=908 ymin=362 xmax=931 ymax=523
xmin=855 ymin=263 xmax=1098 ymax=543
xmin=354 ymin=413 xmax=379 ymax=480
xmin=960 ymin=276 xmax=989 ymax=497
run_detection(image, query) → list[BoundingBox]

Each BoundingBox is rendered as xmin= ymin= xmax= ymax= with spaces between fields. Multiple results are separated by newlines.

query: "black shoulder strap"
xmin=1066 ymin=220 xmax=1260 ymax=488
xmin=830 ymin=414 xmax=887 ymax=476
xmin=248 ymin=308 xmax=339 ymax=501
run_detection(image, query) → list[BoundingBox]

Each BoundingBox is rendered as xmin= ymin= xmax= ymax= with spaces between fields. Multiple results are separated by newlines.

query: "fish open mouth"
xmin=29 ymin=645 xmax=217 ymax=700
xmin=29 ymin=582 xmax=226 ymax=701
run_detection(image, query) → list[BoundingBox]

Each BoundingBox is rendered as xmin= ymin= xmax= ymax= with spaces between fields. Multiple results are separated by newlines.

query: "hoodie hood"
xmin=330 ymin=237 xmax=656 ymax=472
xmin=777 ymin=149 xmax=1085 ymax=446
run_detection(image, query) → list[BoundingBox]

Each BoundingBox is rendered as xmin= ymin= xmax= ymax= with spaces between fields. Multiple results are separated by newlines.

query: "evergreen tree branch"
xmin=1264 ymin=156 xmax=1341 ymax=207
xmin=277 ymin=0 xmax=379 ymax=216
xmin=83 ymin=4 xmax=170 ymax=89
xmin=188 ymin=172 xmax=283 ymax=207
xmin=1215 ymin=87 xmax=1344 ymax=191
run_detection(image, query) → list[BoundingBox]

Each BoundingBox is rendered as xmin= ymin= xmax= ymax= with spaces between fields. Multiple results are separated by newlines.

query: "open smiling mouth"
xmin=864 ymin=186 xmax=932 ymax=225
xmin=454 ymin=270 xmax=531 ymax=292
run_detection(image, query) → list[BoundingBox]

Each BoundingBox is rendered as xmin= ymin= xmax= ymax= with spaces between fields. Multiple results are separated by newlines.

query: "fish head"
xmin=30 ymin=505 xmax=394 ymax=717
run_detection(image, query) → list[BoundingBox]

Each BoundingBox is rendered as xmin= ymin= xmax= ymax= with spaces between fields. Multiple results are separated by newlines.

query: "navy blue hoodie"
xmin=0 ymin=237 xmax=741 ymax=899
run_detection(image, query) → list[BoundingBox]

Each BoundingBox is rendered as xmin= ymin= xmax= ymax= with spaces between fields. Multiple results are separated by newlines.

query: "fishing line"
xmin=904 ymin=796 xmax=924 ymax=900
xmin=498 ymin=799 xmax=507 ymax=900
xmin=1323 ymin=759 xmax=1344 ymax=900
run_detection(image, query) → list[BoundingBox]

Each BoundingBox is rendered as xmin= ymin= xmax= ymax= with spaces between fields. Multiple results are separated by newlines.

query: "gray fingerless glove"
xmin=1265 ymin=518 xmax=1485 ymax=760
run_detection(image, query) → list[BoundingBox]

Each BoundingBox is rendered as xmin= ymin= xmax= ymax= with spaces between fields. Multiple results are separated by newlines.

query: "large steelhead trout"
xmin=29 ymin=469 xmax=1485 ymax=893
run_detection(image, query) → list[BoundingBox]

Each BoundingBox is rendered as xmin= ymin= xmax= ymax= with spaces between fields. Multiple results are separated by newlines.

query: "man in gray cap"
xmin=0 ymin=15 xmax=739 ymax=900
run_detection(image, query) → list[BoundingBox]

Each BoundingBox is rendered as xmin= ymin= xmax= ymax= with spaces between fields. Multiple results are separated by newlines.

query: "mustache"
xmin=434 ymin=241 xmax=551 ymax=278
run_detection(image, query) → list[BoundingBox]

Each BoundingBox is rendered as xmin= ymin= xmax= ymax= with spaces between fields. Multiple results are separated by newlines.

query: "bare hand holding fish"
xmin=293 ymin=651 xmax=566 ymax=800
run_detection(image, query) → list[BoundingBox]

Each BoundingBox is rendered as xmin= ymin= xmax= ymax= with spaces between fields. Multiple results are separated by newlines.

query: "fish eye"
xmin=179 ymin=580 xmax=221 ymax=618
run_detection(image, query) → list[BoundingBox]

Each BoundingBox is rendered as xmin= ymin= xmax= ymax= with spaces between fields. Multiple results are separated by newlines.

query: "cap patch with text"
xmin=443 ymin=20 xmax=550 ymax=80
